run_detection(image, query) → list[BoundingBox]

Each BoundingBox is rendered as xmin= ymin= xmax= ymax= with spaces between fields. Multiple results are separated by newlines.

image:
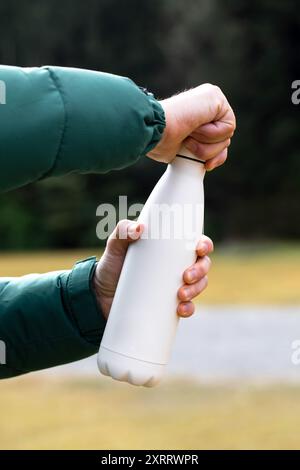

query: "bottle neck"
xmin=176 ymin=153 xmax=206 ymax=165
xmin=169 ymin=155 xmax=206 ymax=179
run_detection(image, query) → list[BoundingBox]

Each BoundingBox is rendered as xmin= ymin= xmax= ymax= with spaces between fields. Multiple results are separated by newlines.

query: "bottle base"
xmin=97 ymin=347 xmax=165 ymax=387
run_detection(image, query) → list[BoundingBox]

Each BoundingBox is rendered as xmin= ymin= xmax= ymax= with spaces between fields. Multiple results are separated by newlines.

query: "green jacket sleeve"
xmin=0 ymin=66 xmax=166 ymax=378
xmin=0 ymin=65 xmax=165 ymax=192
xmin=0 ymin=257 xmax=105 ymax=378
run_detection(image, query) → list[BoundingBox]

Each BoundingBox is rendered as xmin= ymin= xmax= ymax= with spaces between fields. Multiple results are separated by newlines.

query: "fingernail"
xmin=187 ymin=269 xmax=197 ymax=282
xmin=129 ymin=222 xmax=137 ymax=231
xmin=128 ymin=222 xmax=140 ymax=239
xmin=184 ymin=287 xmax=191 ymax=300
xmin=181 ymin=304 xmax=189 ymax=313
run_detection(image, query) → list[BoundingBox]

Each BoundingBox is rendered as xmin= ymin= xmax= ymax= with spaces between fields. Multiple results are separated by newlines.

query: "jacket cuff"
xmin=141 ymin=90 xmax=166 ymax=155
xmin=65 ymin=257 xmax=106 ymax=342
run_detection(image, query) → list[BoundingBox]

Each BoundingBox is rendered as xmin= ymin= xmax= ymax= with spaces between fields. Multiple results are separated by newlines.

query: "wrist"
xmin=147 ymin=99 xmax=179 ymax=162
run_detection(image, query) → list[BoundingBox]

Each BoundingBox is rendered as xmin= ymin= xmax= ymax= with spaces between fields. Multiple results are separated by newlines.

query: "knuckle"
xmin=201 ymin=83 xmax=221 ymax=97
xmin=204 ymin=83 xmax=221 ymax=93
xmin=213 ymin=84 xmax=222 ymax=94
xmin=117 ymin=219 xmax=128 ymax=231
xmin=117 ymin=219 xmax=125 ymax=227
xmin=201 ymin=82 xmax=214 ymax=89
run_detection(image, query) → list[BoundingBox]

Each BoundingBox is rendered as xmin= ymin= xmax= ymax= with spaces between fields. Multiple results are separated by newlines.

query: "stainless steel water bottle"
xmin=97 ymin=146 xmax=205 ymax=386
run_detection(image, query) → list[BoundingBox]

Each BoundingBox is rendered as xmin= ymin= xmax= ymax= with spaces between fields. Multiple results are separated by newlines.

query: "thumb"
xmin=106 ymin=219 xmax=144 ymax=257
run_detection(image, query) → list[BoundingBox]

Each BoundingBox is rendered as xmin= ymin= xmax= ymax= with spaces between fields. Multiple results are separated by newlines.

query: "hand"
xmin=93 ymin=219 xmax=213 ymax=320
xmin=147 ymin=84 xmax=236 ymax=170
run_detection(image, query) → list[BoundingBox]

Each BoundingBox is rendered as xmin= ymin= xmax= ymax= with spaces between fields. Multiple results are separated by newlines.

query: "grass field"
xmin=1 ymin=377 xmax=300 ymax=450
xmin=0 ymin=242 xmax=299 ymax=304
xmin=0 ymin=243 xmax=299 ymax=449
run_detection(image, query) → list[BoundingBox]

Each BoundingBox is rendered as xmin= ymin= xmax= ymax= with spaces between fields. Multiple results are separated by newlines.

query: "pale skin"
xmin=94 ymin=84 xmax=236 ymax=319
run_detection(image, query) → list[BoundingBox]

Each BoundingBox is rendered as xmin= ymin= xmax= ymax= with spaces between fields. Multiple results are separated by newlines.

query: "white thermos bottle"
xmin=97 ymin=146 xmax=206 ymax=386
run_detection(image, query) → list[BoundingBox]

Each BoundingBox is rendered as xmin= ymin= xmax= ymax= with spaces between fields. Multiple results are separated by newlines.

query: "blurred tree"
xmin=0 ymin=0 xmax=299 ymax=249
xmin=161 ymin=0 xmax=300 ymax=239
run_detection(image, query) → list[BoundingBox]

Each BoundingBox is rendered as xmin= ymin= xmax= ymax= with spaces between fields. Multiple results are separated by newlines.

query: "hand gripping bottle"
xmin=97 ymin=146 xmax=206 ymax=387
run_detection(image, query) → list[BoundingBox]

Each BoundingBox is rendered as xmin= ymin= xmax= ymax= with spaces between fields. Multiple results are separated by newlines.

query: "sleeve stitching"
xmin=41 ymin=67 xmax=68 ymax=178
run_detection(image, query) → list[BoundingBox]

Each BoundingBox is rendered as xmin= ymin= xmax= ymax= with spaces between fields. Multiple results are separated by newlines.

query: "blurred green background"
xmin=0 ymin=0 xmax=299 ymax=248
xmin=1 ymin=0 xmax=300 ymax=451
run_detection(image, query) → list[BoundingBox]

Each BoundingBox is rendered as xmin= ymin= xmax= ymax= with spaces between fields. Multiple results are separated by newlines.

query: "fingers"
xmin=183 ymin=256 xmax=211 ymax=284
xmin=115 ymin=220 xmax=144 ymax=241
xmin=184 ymin=137 xmax=230 ymax=162
xmin=205 ymin=148 xmax=228 ymax=171
xmin=127 ymin=222 xmax=144 ymax=241
xmin=177 ymin=301 xmax=195 ymax=318
xmin=183 ymin=236 xmax=213 ymax=284
xmin=177 ymin=275 xmax=208 ymax=303
xmin=219 ymin=103 xmax=236 ymax=135
xmin=188 ymin=120 xmax=234 ymax=145
xmin=147 ymin=83 xmax=236 ymax=165
xmin=178 ymin=234 xmax=213 ymax=318
xmin=196 ymin=235 xmax=214 ymax=257
xmin=208 ymin=87 xmax=236 ymax=140
xmin=183 ymin=91 xmax=235 ymax=169
xmin=107 ymin=220 xmax=144 ymax=255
